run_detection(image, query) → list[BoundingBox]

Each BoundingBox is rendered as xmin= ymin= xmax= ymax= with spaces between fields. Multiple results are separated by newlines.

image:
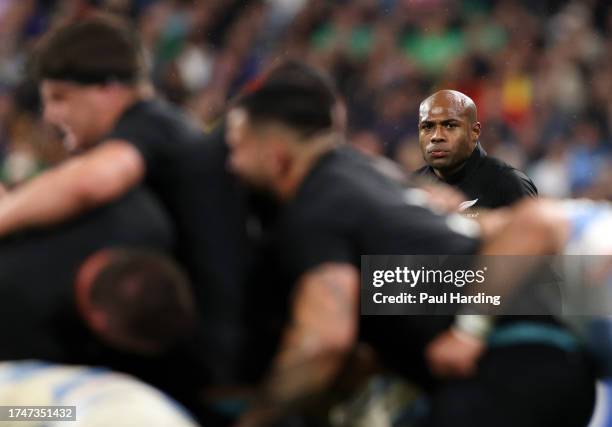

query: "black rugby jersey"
xmin=415 ymin=142 xmax=537 ymax=211
xmin=245 ymin=146 xmax=480 ymax=384
xmin=0 ymin=188 xmax=174 ymax=360
xmin=108 ymin=102 xmax=251 ymax=384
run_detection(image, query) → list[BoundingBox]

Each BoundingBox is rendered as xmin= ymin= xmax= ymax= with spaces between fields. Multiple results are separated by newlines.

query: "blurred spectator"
xmin=0 ymin=80 xmax=67 ymax=186
xmin=529 ymin=139 xmax=572 ymax=198
xmin=0 ymin=0 xmax=609 ymax=199
xmin=566 ymin=118 xmax=610 ymax=196
xmin=400 ymin=3 xmax=466 ymax=77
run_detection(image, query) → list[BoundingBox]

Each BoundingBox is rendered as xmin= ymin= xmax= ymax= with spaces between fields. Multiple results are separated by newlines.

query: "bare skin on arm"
xmin=0 ymin=74 xmax=152 ymax=237
xmin=425 ymin=199 xmax=571 ymax=378
xmin=0 ymin=140 xmax=145 ymax=236
xmin=419 ymin=182 xmax=467 ymax=214
xmin=237 ymin=263 xmax=359 ymax=427
xmin=426 ymin=328 xmax=485 ymax=378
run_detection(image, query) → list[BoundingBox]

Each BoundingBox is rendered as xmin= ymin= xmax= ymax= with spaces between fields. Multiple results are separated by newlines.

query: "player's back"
xmin=0 ymin=188 xmax=175 ymax=361
xmin=113 ymin=108 xmax=251 ymax=383
xmin=249 ymin=146 xmax=480 ymax=385
xmin=277 ymin=146 xmax=480 ymax=279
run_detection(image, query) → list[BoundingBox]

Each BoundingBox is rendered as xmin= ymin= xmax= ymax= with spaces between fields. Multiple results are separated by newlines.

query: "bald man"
xmin=415 ymin=90 xmax=537 ymax=213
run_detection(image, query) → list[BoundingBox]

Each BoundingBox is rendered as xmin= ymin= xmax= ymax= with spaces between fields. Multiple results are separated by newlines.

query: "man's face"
xmin=40 ymin=80 xmax=109 ymax=151
xmin=418 ymin=97 xmax=480 ymax=174
xmin=226 ymin=108 xmax=280 ymax=189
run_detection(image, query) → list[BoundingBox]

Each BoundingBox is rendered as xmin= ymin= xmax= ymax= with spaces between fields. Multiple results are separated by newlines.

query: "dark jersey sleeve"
xmin=275 ymin=220 xmax=354 ymax=285
xmin=106 ymin=112 xmax=164 ymax=177
xmin=276 ymin=198 xmax=481 ymax=286
xmin=104 ymin=101 xmax=197 ymax=181
xmin=366 ymin=200 xmax=482 ymax=256
xmin=497 ymin=168 xmax=538 ymax=206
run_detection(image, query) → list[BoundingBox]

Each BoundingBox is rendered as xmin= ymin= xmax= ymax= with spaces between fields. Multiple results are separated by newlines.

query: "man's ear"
xmin=472 ymin=122 xmax=481 ymax=142
xmin=270 ymin=138 xmax=293 ymax=180
xmin=87 ymin=309 xmax=109 ymax=336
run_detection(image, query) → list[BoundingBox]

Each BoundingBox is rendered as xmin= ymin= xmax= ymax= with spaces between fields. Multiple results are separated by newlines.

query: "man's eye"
xmin=421 ymin=124 xmax=433 ymax=130
xmin=445 ymin=123 xmax=457 ymax=128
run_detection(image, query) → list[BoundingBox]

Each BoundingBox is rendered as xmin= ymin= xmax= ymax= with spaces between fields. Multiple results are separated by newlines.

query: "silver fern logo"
xmin=459 ymin=198 xmax=478 ymax=211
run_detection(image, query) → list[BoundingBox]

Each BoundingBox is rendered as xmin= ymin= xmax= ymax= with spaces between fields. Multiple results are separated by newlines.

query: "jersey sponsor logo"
xmin=459 ymin=198 xmax=479 ymax=211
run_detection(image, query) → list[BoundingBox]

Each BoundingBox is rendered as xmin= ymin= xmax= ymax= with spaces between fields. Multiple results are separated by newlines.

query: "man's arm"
xmin=479 ymin=198 xmax=567 ymax=255
xmin=238 ymin=263 xmax=359 ymax=426
xmin=498 ymin=168 xmax=538 ymax=205
xmin=0 ymin=140 xmax=144 ymax=236
xmin=426 ymin=199 xmax=569 ymax=377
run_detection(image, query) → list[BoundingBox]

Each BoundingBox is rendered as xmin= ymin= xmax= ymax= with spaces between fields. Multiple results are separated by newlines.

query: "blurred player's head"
xmin=75 ymin=249 xmax=197 ymax=355
xmin=226 ymin=61 xmax=341 ymax=196
xmin=33 ymin=14 xmax=149 ymax=150
xmin=418 ymin=90 xmax=481 ymax=178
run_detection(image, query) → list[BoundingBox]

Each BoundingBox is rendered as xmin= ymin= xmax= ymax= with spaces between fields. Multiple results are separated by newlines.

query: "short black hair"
xmin=90 ymin=249 xmax=196 ymax=352
xmin=235 ymin=60 xmax=338 ymax=139
xmin=32 ymin=14 xmax=146 ymax=85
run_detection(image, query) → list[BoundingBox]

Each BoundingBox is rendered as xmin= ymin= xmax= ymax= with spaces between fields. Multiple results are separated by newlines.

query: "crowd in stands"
xmin=0 ymin=0 xmax=610 ymax=199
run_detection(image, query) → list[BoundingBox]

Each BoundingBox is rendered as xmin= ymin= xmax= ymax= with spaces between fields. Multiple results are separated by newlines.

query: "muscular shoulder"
xmin=107 ymin=100 xmax=204 ymax=178
xmin=288 ymin=148 xmax=404 ymax=227
xmin=109 ymin=100 xmax=201 ymax=147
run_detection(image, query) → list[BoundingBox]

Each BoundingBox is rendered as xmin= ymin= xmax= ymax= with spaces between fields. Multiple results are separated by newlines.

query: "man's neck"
xmin=111 ymin=83 xmax=153 ymax=123
xmin=275 ymin=133 xmax=339 ymax=201
xmin=433 ymin=160 xmax=467 ymax=181
xmin=433 ymin=142 xmax=479 ymax=181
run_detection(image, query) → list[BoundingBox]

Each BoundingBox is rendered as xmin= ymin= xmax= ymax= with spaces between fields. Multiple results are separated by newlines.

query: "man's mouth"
xmin=428 ymin=149 xmax=449 ymax=158
xmin=58 ymin=126 xmax=77 ymax=151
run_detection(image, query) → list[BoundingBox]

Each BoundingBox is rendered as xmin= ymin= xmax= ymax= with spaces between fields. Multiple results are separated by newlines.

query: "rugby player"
xmin=415 ymin=89 xmax=537 ymax=213
xmin=226 ymin=61 xmax=595 ymax=427
xmin=0 ymin=15 xmax=249 ymax=384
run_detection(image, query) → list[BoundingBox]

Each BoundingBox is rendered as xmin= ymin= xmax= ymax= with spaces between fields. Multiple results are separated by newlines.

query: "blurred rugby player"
xmin=0 ymin=189 xmax=174 ymax=363
xmin=0 ymin=187 xmax=223 ymax=424
xmin=74 ymin=248 xmax=212 ymax=422
xmin=76 ymin=248 xmax=197 ymax=356
xmin=226 ymin=61 xmax=594 ymax=427
xmin=0 ymin=15 xmax=249 ymax=384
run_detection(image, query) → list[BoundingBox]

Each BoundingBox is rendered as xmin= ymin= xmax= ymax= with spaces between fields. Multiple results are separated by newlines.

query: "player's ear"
xmin=471 ymin=121 xmax=481 ymax=141
xmin=269 ymin=138 xmax=292 ymax=181
xmin=87 ymin=309 xmax=109 ymax=336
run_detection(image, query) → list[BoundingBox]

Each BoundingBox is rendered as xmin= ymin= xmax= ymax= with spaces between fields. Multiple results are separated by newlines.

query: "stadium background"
xmin=0 ymin=0 xmax=610 ymax=199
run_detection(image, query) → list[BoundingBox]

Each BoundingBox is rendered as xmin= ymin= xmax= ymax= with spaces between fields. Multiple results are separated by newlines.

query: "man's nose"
xmin=431 ymin=125 xmax=445 ymax=143
xmin=43 ymin=105 xmax=58 ymax=124
xmin=42 ymin=105 xmax=52 ymax=122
